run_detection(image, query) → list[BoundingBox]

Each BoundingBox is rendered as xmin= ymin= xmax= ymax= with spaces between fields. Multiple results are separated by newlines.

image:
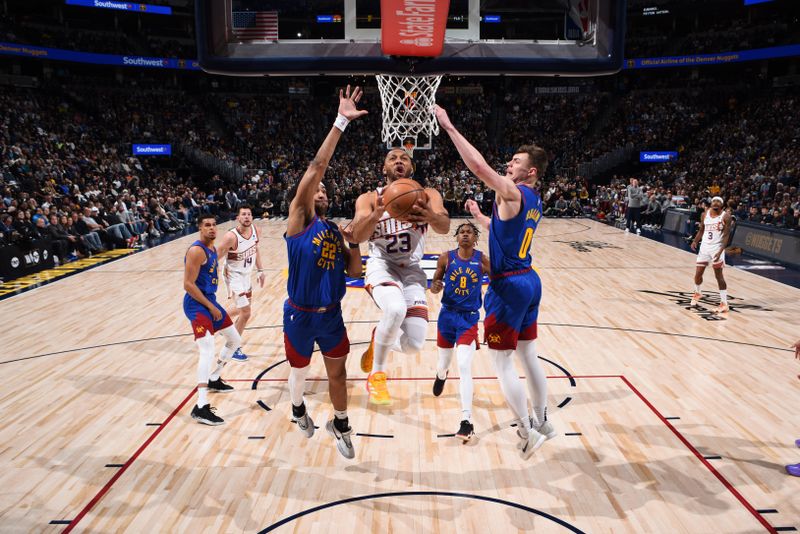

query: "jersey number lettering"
xmin=518 ymin=228 xmax=534 ymax=259
xmin=244 ymin=257 xmax=253 ymax=267
xmin=459 ymin=276 xmax=467 ymax=289
xmin=386 ymin=233 xmax=411 ymax=254
xmin=708 ymin=231 xmax=713 ymax=240
xmin=321 ymin=241 xmax=337 ymax=260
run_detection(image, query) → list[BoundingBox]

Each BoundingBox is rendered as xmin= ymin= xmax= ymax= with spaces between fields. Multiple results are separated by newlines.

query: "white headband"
xmin=711 ymin=196 xmax=724 ymax=204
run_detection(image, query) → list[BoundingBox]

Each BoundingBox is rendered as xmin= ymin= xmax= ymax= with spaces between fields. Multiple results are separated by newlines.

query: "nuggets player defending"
xmin=283 ymin=86 xmax=365 ymax=458
xmin=430 ymin=222 xmax=490 ymax=441
xmin=437 ymin=105 xmax=555 ymax=459
xmin=183 ymin=214 xmax=240 ymax=425
xmin=346 ymin=149 xmax=450 ymax=405
xmin=690 ymin=196 xmax=732 ymax=314
xmin=216 ymin=205 xmax=265 ymax=361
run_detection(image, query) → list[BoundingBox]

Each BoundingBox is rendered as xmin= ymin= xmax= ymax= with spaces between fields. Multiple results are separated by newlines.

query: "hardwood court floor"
xmin=0 ymin=218 xmax=797 ymax=533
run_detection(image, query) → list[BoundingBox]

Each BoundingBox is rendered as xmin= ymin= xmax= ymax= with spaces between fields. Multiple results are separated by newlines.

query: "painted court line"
xmin=60 ymin=376 xmax=779 ymax=534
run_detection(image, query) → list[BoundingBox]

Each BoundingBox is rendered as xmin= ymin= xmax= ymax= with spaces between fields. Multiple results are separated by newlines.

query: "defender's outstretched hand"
xmin=339 ymin=85 xmax=369 ymax=122
xmin=434 ymin=105 xmax=454 ymax=132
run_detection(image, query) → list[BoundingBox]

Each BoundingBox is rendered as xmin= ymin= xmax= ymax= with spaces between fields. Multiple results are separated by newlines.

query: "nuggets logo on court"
xmin=345 ymin=254 xmax=490 ymax=289
xmin=555 ymin=240 xmax=622 ymax=253
xmin=638 ymin=290 xmax=772 ymax=321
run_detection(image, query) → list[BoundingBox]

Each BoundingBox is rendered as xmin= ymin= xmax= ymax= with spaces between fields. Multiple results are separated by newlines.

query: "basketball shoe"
xmin=456 ymin=420 xmax=474 ymax=442
xmin=786 ymin=464 xmax=800 ymax=477
xmin=208 ymin=377 xmax=234 ymax=392
xmin=367 ymin=371 xmax=392 ymax=405
xmin=292 ymin=404 xmax=315 ymax=438
xmin=326 ymin=419 xmax=355 ymax=459
xmin=433 ymin=371 xmax=448 ymax=397
xmin=517 ymin=424 xmax=546 ymax=460
xmin=690 ymin=292 xmax=702 ymax=306
xmin=714 ymin=302 xmax=730 ymax=314
xmin=231 ymin=348 xmax=248 ymax=361
xmin=191 ymin=404 xmax=224 ymax=425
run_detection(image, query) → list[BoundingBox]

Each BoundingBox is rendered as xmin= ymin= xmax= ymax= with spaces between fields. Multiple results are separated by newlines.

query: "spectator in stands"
xmin=626 ymin=178 xmax=644 ymax=232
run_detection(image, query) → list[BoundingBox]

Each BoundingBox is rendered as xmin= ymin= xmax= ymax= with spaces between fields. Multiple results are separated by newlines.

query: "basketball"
xmin=382 ymin=178 xmax=427 ymax=220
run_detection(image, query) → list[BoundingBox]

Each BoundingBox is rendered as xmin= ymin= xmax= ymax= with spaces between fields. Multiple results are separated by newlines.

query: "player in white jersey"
xmin=345 ymin=148 xmax=450 ymax=405
xmin=216 ymin=205 xmax=265 ymax=360
xmin=690 ymin=196 xmax=732 ymax=313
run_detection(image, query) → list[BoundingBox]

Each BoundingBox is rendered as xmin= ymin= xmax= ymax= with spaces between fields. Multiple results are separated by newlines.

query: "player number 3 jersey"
xmin=701 ymin=211 xmax=725 ymax=250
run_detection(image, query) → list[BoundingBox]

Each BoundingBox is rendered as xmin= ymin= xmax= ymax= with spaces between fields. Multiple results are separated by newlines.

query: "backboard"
xmin=196 ymin=0 xmax=626 ymax=76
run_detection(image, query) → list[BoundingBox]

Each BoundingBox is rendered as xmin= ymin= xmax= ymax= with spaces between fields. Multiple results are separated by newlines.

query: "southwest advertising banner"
xmin=133 ymin=144 xmax=171 ymax=155
xmin=640 ymin=151 xmax=678 ymax=162
xmin=65 ymin=0 xmax=172 ymax=15
xmin=0 ymin=42 xmax=199 ymax=70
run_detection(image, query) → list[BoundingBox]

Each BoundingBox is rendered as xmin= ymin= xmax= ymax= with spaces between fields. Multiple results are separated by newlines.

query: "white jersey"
xmin=700 ymin=210 xmax=725 ymax=251
xmin=225 ymin=226 xmax=259 ymax=275
xmin=367 ymin=212 xmax=427 ymax=271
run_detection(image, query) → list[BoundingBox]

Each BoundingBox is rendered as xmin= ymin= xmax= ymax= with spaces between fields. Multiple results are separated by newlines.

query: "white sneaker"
xmin=537 ymin=420 xmax=557 ymax=440
xmin=326 ymin=419 xmax=355 ymax=459
xmin=293 ymin=411 xmax=315 ymax=438
xmin=517 ymin=428 xmax=546 ymax=460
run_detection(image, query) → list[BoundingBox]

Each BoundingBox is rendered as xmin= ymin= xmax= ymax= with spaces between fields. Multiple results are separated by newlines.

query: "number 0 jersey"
xmin=489 ymin=185 xmax=543 ymax=275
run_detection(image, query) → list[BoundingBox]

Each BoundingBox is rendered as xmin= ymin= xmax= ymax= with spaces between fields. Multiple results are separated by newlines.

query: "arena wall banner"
xmin=731 ymin=221 xmax=800 ymax=267
xmin=640 ymin=151 xmax=677 ymax=162
xmin=625 ymin=43 xmax=800 ymax=69
xmin=0 ymin=240 xmax=55 ymax=280
xmin=133 ymin=144 xmax=171 ymax=155
xmin=0 ymin=42 xmax=199 ymax=70
xmin=65 ymin=0 xmax=172 ymax=15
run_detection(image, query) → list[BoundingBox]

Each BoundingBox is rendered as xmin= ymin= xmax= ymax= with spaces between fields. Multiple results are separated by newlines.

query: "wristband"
xmin=333 ymin=113 xmax=349 ymax=132
xmin=348 ymin=242 xmax=360 ymax=249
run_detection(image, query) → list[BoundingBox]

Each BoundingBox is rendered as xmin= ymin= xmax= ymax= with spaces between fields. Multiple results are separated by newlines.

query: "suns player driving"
xmin=344 ymin=149 xmax=450 ymax=406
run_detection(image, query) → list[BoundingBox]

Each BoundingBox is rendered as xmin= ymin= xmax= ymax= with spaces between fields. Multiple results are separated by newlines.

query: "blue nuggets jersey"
xmin=286 ymin=216 xmax=346 ymax=307
xmin=489 ymin=185 xmax=543 ymax=274
xmin=441 ymin=249 xmax=483 ymax=312
xmin=186 ymin=240 xmax=219 ymax=296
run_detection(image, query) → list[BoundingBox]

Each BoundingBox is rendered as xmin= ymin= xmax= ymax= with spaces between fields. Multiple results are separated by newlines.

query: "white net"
xmin=376 ymin=74 xmax=443 ymax=154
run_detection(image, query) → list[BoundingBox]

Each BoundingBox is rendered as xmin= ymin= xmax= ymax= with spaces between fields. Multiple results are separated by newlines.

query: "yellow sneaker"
xmin=360 ymin=327 xmax=376 ymax=373
xmin=367 ymin=372 xmax=392 ymax=405
xmin=714 ymin=302 xmax=729 ymax=314
xmin=690 ymin=292 xmax=701 ymax=306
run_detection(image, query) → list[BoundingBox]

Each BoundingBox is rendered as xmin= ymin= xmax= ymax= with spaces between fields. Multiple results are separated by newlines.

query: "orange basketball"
xmin=382 ymin=178 xmax=426 ymax=220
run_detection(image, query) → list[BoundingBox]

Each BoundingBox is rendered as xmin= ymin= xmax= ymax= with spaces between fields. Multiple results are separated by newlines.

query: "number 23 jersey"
xmin=367 ymin=188 xmax=427 ymax=276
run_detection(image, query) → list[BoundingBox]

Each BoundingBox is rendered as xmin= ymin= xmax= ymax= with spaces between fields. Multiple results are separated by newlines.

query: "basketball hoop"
xmin=376 ymin=74 xmax=443 ymax=155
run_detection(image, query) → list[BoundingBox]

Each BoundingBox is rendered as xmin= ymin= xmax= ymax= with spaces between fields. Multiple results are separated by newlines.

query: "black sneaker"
xmin=208 ymin=377 xmax=234 ymax=392
xmin=433 ymin=371 xmax=448 ymax=397
xmin=455 ymin=420 xmax=474 ymax=442
xmin=191 ymin=404 xmax=224 ymax=425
